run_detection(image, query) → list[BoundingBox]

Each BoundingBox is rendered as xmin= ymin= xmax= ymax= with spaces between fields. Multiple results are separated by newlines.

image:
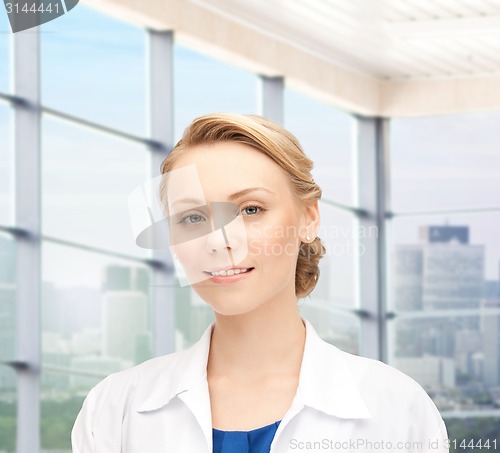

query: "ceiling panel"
xmin=192 ymin=0 xmax=500 ymax=80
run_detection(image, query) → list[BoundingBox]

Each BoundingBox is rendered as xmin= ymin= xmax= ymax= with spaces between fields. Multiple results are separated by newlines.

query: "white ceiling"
xmin=190 ymin=0 xmax=500 ymax=81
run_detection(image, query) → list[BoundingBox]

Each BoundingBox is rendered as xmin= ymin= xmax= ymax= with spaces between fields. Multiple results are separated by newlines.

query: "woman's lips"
xmin=203 ymin=267 xmax=254 ymax=284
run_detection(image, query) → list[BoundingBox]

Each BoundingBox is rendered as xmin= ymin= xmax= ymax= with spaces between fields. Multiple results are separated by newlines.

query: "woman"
xmin=72 ymin=113 xmax=449 ymax=452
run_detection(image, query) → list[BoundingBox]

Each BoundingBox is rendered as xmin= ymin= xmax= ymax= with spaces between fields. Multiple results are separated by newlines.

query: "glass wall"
xmin=0 ymin=233 xmax=16 ymax=363
xmin=389 ymin=114 xmax=500 ymax=444
xmin=0 ymin=105 xmax=13 ymax=226
xmin=0 ymin=13 xmax=15 ymax=452
xmin=284 ymin=88 xmax=360 ymax=349
xmin=0 ymin=10 xmax=10 ymax=94
xmin=42 ymin=242 xmax=153 ymax=375
xmin=174 ymin=44 xmax=258 ymax=142
xmin=41 ymin=5 xmax=146 ymax=135
xmin=284 ymin=89 xmax=354 ymax=206
xmin=0 ymin=366 xmax=16 ymax=453
xmin=40 ymin=370 xmax=103 ymax=451
xmin=3 ymin=1 xmax=500 ymax=450
xmin=41 ymin=116 xmax=150 ymax=258
xmin=390 ymin=112 xmax=500 ymax=212
xmin=0 ymin=5 xmax=156 ymax=451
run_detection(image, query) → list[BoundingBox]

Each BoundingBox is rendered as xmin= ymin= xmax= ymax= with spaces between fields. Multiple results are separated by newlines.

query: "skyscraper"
xmin=101 ymin=264 xmax=151 ymax=364
xmin=393 ymin=225 xmax=485 ymax=382
xmin=102 ymin=290 xmax=149 ymax=363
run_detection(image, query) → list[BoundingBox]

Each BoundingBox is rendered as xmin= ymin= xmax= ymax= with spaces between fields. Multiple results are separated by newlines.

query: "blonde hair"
xmin=159 ymin=113 xmax=326 ymax=299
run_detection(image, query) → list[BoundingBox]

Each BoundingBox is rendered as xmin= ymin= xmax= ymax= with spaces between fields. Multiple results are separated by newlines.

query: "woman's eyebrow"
xmin=227 ymin=187 xmax=276 ymax=201
xmin=171 ymin=187 xmax=276 ymax=208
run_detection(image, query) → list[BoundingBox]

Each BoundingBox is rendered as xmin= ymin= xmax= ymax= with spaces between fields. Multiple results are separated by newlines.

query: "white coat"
xmin=71 ymin=317 xmax=449 ymax=452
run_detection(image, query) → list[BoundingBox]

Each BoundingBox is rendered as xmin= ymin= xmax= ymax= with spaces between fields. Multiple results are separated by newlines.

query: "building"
xmin=395 ymin=356 xmax=455 ymax=389
xmin=481 ymin=299 xmax=500 ymax=387
xmin=69 ymin=355 xmax=128 ymax=389
xmin=393 ymin=226 xmax=485 ymax=363
xmin=102 ymin=290 xmax=149 ymax=364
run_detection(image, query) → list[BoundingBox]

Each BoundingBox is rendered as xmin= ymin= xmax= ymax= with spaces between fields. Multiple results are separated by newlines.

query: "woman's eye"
xmin=241 ymin=205 xmax=264 ymax=216
xmin=180 ymin=213 xmax=205 ymax=224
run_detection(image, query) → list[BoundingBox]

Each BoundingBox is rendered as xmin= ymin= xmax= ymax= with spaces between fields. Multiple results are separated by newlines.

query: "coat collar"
xmin=137 ymin=317 xmax=371 ymax=420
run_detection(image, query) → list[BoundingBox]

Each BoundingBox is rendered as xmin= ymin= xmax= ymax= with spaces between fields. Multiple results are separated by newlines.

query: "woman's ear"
xmin=299 ymin=200 xmax=321 ymax=241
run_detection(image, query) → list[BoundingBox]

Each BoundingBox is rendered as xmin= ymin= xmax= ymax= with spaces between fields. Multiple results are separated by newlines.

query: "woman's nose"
xmin=205 ymin=227 xmax=231 ymax=254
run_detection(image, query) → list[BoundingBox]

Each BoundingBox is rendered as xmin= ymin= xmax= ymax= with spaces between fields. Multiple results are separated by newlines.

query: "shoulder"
xmin=71 ymin=349 xmax=192 ymax=450
xmin=83 ymin=348 xmax=186 ymax=412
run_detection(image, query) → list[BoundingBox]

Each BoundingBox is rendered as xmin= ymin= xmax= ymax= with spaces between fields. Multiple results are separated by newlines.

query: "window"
xmin=0 ymin=233 xmax=16 ymax=363
xmin=175 ymin=287 xmax=214 ymax=351
xmin=42 ymin=242 xmax=153 ymax=374
xmin=40 ymin=241 xmax=153 ymax=451
xmin=0 ymin=6 xmax=156 ymax=451
xmin=391 ymin=113 xmax=500 ymax=212
xmin=174 ymin=44 xmax=258 ymax=142
xmin=41 ymin=368 xmax=97 ymax=451
xmin=300 ymin=304 xmax=360 ymax=355
xmin=0 ymin=105 xmax=13 ymax=226
xmin=388 ymin=212 xmax=500 ymax=413
xmin=41 ymin=5 xmax=146 ymax=136
xmin=0 ymin=11 xmax=10 ymax=93
xmin=285 ymin=87 xmax=361 ymax=351
xmin=0 ymin=366 xmax=16 ymax=453
xmin=389 ymin=113 xmax=500 ymax=437
xmin=6 ymin=1 xmax=499 ymax=448
xmin=42 ymin=115 xmax=151 ymax=258
xmin=309 ymin=202 xmax=358 ymax=309
xmin=284 ymin=88 xmax=354 ymax=207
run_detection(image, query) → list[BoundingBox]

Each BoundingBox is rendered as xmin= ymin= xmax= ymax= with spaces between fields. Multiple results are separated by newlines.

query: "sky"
xmin=0 ymin=3 xmax=499 ymax=301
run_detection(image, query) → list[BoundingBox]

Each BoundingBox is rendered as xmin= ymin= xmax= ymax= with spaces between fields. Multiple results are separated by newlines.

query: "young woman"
xmin=72 ymin=113 xmax=449 ymax=453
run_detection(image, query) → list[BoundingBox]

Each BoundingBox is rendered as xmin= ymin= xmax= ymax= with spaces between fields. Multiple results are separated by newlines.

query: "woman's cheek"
xmin=172 ymin=239 xmax=201 ymax=266
xmin=247 ymin=223 xmax=295 ymax=259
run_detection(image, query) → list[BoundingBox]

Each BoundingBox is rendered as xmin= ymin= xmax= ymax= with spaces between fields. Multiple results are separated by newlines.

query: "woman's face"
xmin=167 ymin=141 xmax=318 ymax=316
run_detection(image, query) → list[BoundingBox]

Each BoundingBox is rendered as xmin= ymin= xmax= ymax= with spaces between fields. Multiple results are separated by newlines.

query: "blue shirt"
xmin=213 ymin=420 xmax=281 ymax=453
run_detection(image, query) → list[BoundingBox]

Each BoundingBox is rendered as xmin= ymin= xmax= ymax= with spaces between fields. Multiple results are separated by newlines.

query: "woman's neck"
xmin=207 ymin=300 xmax=306 ymax=381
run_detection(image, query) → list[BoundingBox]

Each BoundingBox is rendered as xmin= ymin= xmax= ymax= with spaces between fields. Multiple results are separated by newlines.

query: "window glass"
xmin=0 ymin=104 xmax=13 ymax=226
xmin=391 ymin=112 xmax=500 ymax=212
xmin=42 ymin=241 xmax=153 ymax=374
xmin=0 ymin=366 xmax=16 ymax=453
xmin=309 ymin=202 xmax=358 ymax=308
xmin=41 ymin=5 xmax=146 ymax=136
xmin=174 ymin=44 xmax=258 ymax=141
xmin=300 ymin=306 xmax=360 ymax=355
xmin=445 ymin=418 xmax=500 ymax=451
xmin=174 ymin=287 xmax=215 ymax=352
xmin=389 ymin=313 xmax=500 ymax=415
xmin=387 ymin=213 xmax=500 ymax=312
xmin=41 ymin=370 xmax=96 ymax=451
xmin=284 ymin=88 xmax=354 ymax=207
xmin=0 ymin=10 xmax=9 ymax=93
xmin=0 ymin=233 xmax=16 ymax=362
xmin=388 ymin=212 xmax=500 ymax=414
xmin=42 ymin=115 xmax=151 ymax=258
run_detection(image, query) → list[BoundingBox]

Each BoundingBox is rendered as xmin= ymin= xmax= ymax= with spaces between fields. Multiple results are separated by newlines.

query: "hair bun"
xmin=296 ymin=236 xmax=326 ymax=299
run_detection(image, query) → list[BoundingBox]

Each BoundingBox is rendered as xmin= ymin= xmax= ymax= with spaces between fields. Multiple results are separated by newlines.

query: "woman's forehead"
xmin=173 ymin=141 xmax=279 ymax=171
xmin=168 ymin=149 xmax=287 ymax=195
